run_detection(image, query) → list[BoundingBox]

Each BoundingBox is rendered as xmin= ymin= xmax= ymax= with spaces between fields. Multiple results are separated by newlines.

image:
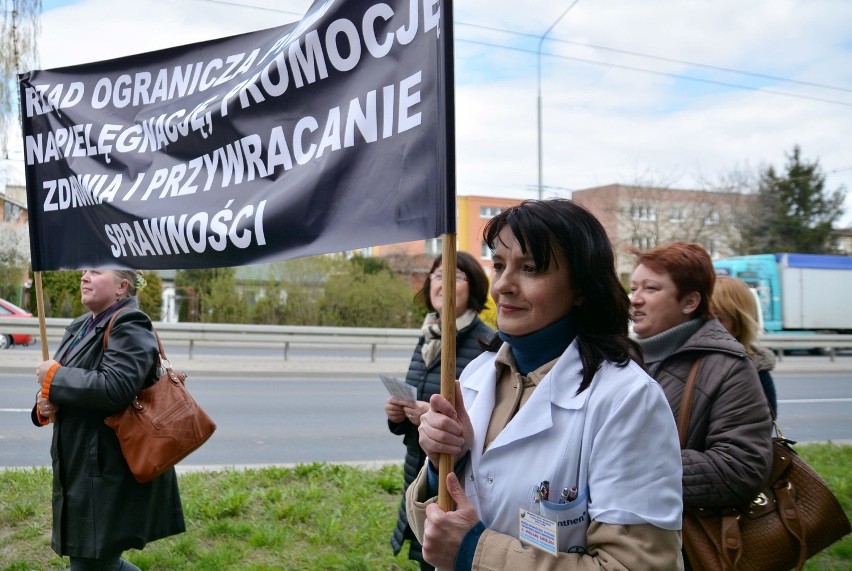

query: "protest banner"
xmin=20 ymin=0 xmax=453 ymax=271
xmin=21 ymin=0 xmax=461 ymax=511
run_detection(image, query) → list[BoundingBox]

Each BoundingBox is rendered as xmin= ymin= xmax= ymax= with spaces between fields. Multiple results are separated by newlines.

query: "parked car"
xmin=0 ymin=298 xmax=35 ymax=349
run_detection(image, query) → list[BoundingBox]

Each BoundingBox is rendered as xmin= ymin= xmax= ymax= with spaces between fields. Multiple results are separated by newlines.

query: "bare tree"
xmin=695 ymin=166 xmax=758 ymax=255
xmin=1 ymin=0 xmax=41 ymax=158
xmin=0 ymin=219 xmax=29 ymax=300
xmin=613 ymin=178 xmax=746 ymax=258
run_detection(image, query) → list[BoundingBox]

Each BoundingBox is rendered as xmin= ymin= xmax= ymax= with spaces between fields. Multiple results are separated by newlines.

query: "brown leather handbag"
xmin=677 ymin=358 xmax=850 ymax=570
xmin=102 ymin=311 xmax=216 ymax=483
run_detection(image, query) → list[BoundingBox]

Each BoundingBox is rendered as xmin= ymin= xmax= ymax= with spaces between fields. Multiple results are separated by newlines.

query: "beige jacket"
xmin=406 ymin=468 xmax=683 ymax=570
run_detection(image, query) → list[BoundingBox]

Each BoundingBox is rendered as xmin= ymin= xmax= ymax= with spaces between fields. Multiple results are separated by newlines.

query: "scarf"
xmin=61 ymin=301 xmax=126 ymax=363
xmin=420 ymin=309 xmax=477 ymax=367
xmin=497 ymin=314 xmax=577 ymax=376
xmin=635 ymin=318 xmax=703 ymax=375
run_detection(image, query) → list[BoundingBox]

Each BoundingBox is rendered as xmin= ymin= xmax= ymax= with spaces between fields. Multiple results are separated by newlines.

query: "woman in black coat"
xmin=33 ymin=269 xmax=185 ymax=571
xmin=385 ymin=252 xmax=494 ymax=570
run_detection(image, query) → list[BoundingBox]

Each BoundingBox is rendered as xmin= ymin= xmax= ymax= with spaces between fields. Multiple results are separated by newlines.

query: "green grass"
xmin=1 ymin=445 xmax=850 ymax=570
xmin=0 ymin=463 xmax=418 ymax=571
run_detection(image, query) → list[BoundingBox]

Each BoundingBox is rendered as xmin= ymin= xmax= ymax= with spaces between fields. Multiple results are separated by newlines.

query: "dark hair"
xmin=628 ymin=241 xmax=715 ymax=319
xmin=419 ymin=251 xmax=490 ymax=313
xmin=483 ymin=199 xmax=640 ymax=393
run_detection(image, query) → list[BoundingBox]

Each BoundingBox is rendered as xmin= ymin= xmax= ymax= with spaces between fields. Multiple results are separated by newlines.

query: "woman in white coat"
xmin=406 ymin=199 xmax=684 ymax=570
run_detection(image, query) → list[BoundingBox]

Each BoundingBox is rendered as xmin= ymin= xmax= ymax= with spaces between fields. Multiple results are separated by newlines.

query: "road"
xmin=2 ymin=370 xmax=850 ymax=470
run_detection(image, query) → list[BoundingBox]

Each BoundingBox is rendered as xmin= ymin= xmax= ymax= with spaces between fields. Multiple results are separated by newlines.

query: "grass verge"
xmin=1 ymin=444 xmax=850 ymax=570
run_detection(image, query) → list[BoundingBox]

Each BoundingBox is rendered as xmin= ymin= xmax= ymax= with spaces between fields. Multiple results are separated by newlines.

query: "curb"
xmin=3 ymin=350 xmax=850 ymax=376
xmin=0 ymin=350 xmax=410 ymax=378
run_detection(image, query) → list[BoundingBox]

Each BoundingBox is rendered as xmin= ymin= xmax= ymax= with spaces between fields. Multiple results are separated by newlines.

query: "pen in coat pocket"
xmin=560 ymin=486 xmax=578 ymax=503
xmin=536 ymin=480 xmax=550 ymax=502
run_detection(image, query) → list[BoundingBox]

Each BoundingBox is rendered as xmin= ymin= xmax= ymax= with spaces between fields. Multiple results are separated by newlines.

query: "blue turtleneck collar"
xmin=498 ymin=314 xmax=577 ymax=375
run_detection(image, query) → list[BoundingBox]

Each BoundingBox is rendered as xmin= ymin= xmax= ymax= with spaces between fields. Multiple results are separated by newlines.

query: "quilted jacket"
xmin=652 ymin=318 xmax=773 ymax=508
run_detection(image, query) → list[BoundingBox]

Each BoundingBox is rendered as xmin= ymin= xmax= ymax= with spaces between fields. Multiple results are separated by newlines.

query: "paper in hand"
xmin=380 ymin=374 xmax=416 ymax=402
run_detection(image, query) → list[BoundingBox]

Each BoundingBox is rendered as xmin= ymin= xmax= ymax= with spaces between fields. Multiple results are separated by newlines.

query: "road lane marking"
xmin=778 ymin=398 xmax=852 ymax=404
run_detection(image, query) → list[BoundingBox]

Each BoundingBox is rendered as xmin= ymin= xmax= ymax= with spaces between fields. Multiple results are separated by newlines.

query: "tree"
xmin=174 ymin=267 xmax=244 ymax=323
xmin=318 ymin=259 xmax=416 ymax=328
xmin=27 ymin=269 xmax=163 ymax=319
xmin=0 ymin=220 xmax=29 ymax=303
xmin=137 ymin=270 xmax=163 ymax=320
xmin=605 ymin=175 xmax=747 ymax=273
xmin=249 ymin=255 xmax=346 ymax=325
xmin=740 ymin=146 xmax=846 ymax=254
xmin=1 ymin=0 xmax=41 ymax=157
xmin=30 ymin=270 xmax=84 ymax=317
xmin=616 ymin=185 xmax=743 ymax=249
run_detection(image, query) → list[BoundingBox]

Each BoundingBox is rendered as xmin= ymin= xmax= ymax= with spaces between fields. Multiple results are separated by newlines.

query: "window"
xmin=705 ymin=208 xmax=720 ymax=225
xmin=669 ymin=205 xmax=686 ymax=222
xmin=481 ymin=241 xmax=493 ymax=260
xmin=4 ymin=202 xmax=22 ymax=222
xmin=480 ymin=206 xmax=502 ymax=218
xmin=630 ymin=203 xmax=656 ymax=221
xmin=631 ymin=236 xmax=656 ymax=250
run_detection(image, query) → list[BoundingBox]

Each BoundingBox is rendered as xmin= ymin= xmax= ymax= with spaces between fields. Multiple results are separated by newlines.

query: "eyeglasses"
xmin=431 ymin=272 xmax=468 ymax=282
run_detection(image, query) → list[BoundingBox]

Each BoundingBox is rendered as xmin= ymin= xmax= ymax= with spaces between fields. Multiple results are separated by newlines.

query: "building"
xmin=833 ymin=227 xmax=852 ymax=255
xmin=369 ymin=195 xmax=524 ymax=274
xmin=572 ymin=184 xmax=748 ymax=283
xmin=0 ymin=160 xmax=31 ymax=305
xmin=1 ymin=160 xmax=28 ymax=225
xmin=371 ymin=186 xmax=747 ymax=284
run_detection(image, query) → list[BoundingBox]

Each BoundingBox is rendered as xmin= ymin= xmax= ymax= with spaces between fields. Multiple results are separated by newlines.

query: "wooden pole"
xmin=34 ymin=271 xmax=49 ymax=360
xmin=437 ymin=0 xmax=458 ymax=512
xmin=438 ymin=234 xmax=457 ymax=511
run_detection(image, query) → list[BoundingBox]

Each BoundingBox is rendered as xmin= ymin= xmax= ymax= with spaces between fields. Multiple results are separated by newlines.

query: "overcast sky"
xmin=19 ymin=0 xmax=852 ymax=224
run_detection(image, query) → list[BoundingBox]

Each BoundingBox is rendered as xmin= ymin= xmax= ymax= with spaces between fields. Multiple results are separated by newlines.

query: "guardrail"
xmin=3 ymin=318 xmax=421 ymax=362
xmin=758 ymin=333 xmax=852 ymax=362
xmin=5 ymin=317 xmax=852 ymax=361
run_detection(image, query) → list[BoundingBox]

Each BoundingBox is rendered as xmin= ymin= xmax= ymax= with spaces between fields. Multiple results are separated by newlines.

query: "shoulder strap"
xmin=676 ymin=357 xmax=704 ymax=449
xmin=155 ymin=332 xmax=168 ymax=362
xmin=102 ymin=308 xmax=171 ymax=380
xmin=102 ymin=308 xmax=166 ymax=360
xmin=102 ymin=308 xmax=129 ymax=351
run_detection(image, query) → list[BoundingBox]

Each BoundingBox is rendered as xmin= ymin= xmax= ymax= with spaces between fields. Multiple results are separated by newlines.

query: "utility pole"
xmin=537 ymin=0 xmax=581 ymax=200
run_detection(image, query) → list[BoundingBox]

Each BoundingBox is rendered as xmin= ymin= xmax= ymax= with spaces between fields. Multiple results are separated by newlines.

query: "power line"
xmin=192 ymin=0 xmax=303 ymax=17
xmin=458 ymin=38 xmax=852 ymax=108
xmin=457 ymin=21 xmax=852 ymax=94
xmin=192 ymin=0 xmax=852 ymax=105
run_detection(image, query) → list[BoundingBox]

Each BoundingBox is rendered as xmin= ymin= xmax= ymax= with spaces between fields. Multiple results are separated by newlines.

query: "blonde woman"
xmin=711 ymin=275 xmax=778 ymax=417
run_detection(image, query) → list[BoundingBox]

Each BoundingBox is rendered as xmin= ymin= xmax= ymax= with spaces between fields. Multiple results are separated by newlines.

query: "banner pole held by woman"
xmin=438 ymin=233 xmax=458 ymax=511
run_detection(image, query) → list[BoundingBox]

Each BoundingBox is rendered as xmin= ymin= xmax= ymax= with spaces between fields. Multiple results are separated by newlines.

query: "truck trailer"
xmin=712 ymin=253 xmax=852 ymax=334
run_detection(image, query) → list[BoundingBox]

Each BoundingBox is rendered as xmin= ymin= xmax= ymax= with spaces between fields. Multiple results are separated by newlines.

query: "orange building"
xmin=370 ymin=195 xmax=524 ymax=273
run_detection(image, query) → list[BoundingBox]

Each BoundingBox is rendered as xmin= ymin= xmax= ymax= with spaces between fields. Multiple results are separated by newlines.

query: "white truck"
xmin=712 ymin=253 xmax=852 ymax=334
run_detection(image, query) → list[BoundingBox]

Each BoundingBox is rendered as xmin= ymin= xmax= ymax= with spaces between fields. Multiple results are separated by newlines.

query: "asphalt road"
xmin=1 ymin=370 xmax=850 ymax=470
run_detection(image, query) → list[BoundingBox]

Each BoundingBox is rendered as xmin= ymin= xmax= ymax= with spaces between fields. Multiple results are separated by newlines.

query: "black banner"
xmin=20 ymin=0 xmax=453 ymax=271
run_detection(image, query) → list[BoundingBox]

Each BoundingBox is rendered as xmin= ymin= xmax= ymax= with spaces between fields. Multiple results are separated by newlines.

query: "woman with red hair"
xmin=629 ymin=242 xmax=773 ymax=569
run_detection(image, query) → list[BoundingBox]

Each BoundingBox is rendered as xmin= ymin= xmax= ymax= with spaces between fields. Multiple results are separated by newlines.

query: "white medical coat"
xmin=459 ymin=341 xmax=682 ymax=553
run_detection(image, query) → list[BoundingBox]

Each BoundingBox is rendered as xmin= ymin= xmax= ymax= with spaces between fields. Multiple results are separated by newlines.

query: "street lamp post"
xmin=537 ymin=0 xmax=581 ymax=200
